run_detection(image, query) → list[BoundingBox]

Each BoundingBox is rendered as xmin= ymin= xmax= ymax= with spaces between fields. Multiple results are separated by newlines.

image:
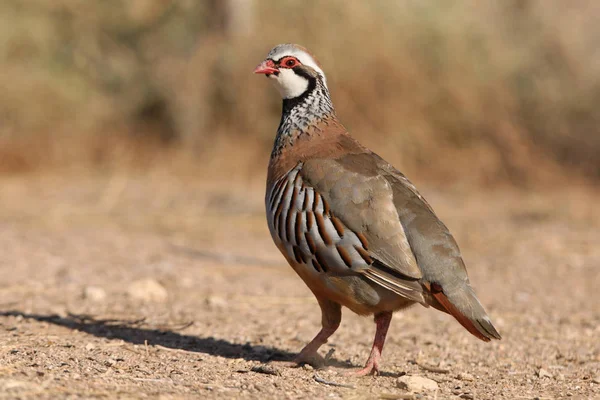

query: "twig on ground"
xmin=66 ymin=313 xmax=147 ymax=326
xmin=325 ymin=348 xmax=336 ymax=361
xmin=313 ymin=373 xmax=355 ymax=389
xmin=129 ymin=377 xmax=173 ymax=384
xmin=380 ymin=394 xmax=415 ymax=400
xmin=417 ymin=362 xmax=449 ymax=374
xmin=154 ymin=344 xmax=197 ymax=354
xmin=156 ymin=321 xmax=194 ymax=331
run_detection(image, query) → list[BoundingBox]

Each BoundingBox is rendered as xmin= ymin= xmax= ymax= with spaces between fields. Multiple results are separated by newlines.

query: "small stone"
xmin=85 ymin=343 xmax=96 ymax=351
xmin=205 ymin=295 xmax=227 ymax=308
xmin=251 ymin=364 xmax=281 ymax=376
xmin=592 ymin=376 xmax=600 ymax=384
xmin=457 ymin=372 xmax=475 ymax=382
xmin=397 ymin=375 xmax=439 ymax=392
xmin=83 ymin=286 xmax=107 ymax=302
xmin=302 ymin=364 xmax=314 ymax=371
xmin=127 ymin=279 xmax=168 ymax=303
xmin=537 ymin=368 xmax=552 ymax=379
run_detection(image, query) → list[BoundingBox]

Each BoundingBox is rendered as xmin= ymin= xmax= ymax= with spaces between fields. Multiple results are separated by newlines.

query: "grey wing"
xmin=374 ymin=155 xmax=472 ymax=286
xmin=297 ymin=158 xmax=426 ymax=304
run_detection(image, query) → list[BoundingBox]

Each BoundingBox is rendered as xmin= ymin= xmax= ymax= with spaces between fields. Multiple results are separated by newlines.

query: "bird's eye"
xmin=286 ymin=59 xmax=296 ymax=67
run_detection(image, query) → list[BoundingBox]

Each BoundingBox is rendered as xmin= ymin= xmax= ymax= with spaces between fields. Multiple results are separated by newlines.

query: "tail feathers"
xmin=362 ymin=265 xmax=426 ymax=305
xmin=431 ymin=283 xmax=501 ymax=342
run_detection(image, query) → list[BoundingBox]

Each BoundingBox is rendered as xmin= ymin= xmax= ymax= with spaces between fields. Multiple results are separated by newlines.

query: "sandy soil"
xmin=0 ymin=172 xmax=598 ymax=399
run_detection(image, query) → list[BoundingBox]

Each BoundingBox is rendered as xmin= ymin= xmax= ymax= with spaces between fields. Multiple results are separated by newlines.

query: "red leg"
xmin=351 ymin=311 xmax=393 ymax=376
xmin=292 ymin=298 xmax=341 ymax=367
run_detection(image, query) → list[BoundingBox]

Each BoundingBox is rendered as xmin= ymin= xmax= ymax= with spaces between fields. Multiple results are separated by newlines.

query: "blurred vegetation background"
xmin=1 ymin=0 xmax=599 ymax=185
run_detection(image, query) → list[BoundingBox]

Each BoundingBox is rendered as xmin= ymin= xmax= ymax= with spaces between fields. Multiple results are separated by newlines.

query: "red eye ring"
xmin=280 ymin=57 xmax=298 ymax=68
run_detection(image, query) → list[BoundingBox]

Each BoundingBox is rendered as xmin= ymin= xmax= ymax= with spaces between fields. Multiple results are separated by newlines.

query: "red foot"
xmin=348 ymin=311 xmax=392 ymax=377
xmin=289 ymin=323 xmax=338 ymax=369
xmin=348 ymin=359 xmax=380 ymax=376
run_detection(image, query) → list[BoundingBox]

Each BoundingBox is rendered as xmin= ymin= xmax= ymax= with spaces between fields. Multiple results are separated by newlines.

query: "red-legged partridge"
xmin=255 ymin=44 xmax=501 ymax=376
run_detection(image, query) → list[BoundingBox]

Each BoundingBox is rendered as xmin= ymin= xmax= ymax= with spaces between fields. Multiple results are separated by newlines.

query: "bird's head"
xmin=254 ymin=44 xmax=328 ymax=100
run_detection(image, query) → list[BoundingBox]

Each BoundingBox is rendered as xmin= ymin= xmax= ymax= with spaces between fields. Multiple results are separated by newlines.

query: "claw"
xmin=290 ymin=351 xmax=326 ymax=368
xmin=348 ymin=361 xmax=379 ymax=376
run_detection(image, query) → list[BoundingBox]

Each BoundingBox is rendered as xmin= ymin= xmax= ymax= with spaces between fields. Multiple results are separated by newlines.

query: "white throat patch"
xmin=270 ymin=68 xmax=309 ymax=99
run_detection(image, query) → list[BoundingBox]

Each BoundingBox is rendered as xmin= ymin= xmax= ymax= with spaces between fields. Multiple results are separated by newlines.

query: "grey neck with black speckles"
xmin=271 ymin=78 xmax=335 ymax=157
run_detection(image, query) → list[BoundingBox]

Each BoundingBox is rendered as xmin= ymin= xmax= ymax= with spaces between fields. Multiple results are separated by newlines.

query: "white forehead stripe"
xmin=267 ymin=44 xmax=328 ymax=87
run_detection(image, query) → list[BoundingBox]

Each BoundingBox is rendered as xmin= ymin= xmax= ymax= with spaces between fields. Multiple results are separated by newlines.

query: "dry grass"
xmin=1 ymin=1 xmax=599 ymax=185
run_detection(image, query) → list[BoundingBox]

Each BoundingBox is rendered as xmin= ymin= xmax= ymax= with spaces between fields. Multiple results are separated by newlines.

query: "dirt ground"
xmin=0 ymin=171 xmax=598 ymax=399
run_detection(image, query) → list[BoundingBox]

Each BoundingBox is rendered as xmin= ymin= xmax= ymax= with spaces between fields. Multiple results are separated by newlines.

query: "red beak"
xmin=254 ymin=60 xmax=279 ymax=75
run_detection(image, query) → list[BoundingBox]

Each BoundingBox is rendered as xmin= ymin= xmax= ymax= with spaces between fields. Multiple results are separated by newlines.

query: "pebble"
xmin=457 ymin=372 xmax=475 ymax=381
xmin=537 ymin=368 xmax=552 ymax=379
xmin=397 ymin=375 xmax=439 ymax=392
xmin=83 ymin=286 xmax=107 ymax=302
xmin=205 ymin=295 xmax=227 ymax=308
xmin=127 ymin=279 xmax=168 ymax=302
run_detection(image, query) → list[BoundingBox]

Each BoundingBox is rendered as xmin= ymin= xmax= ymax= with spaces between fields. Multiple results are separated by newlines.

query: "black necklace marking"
xmin=272 ymin=72 xmax=335 ymax=156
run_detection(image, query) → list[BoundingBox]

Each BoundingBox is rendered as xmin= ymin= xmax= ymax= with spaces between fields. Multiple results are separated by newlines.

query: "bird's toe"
xmin=347 ymin=360 xmax=379 ymax=377
xmin=290 ymin=351 xmax=326 ymax=369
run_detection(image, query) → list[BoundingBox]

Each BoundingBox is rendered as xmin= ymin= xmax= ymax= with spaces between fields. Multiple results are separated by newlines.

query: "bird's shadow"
xmin=0 ymin=310 xmax=352 ymax=368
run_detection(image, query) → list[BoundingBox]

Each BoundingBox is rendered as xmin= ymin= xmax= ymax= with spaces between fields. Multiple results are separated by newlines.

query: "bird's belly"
xmin=271 ymin=237 xmax=414 ymax=315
